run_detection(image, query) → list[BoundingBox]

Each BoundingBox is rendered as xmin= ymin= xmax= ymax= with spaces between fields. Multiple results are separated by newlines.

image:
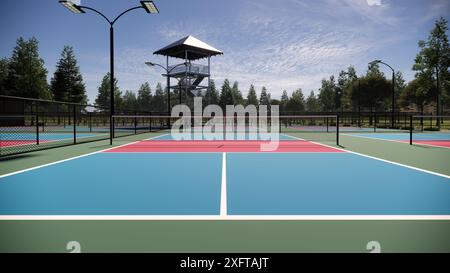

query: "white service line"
xmin=287 ymin=134 xmax=450 ymax=179
xmin=220 ymin=152 xmax=227 ymax=217
xmin=0 ymin=215 xmax=449 ymax=220
xmin=0 ymin=134 xmax=169 ymax=179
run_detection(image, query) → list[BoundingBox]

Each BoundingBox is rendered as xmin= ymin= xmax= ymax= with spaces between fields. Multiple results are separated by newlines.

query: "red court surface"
xmin=105 ymin=140 xmax=344 ymax=153
xmin=409 ymin=140 xmax=450 ymax=148
xmin=0 ymin=140 xmax=43 ymax=147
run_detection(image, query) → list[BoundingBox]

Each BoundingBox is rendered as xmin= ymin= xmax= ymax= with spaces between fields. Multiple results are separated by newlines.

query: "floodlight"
xmin=59 ymin=0 xmax=85 ymax=14
xmin=141 ymin=1 xmax=159 ymax=14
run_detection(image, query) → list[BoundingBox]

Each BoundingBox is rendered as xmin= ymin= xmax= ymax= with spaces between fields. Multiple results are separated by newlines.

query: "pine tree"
xmin=231 ymin=81 xmax=244 ymax=105
xmin=318 ymin=76 xmax=336 ymax=111
xmin=0 ymin=58 xmax=9 ymax=95
xmin=286 ymin=89 xmax=305 ymax=112
xmin=50 ymin=46 xmax=87 ymax=104
xmin=6 ymin=37 xmax=51 ymax=99
xmin=94 ymin=73 xmax=121 ymax=111
xmin=219 ymin=79 xmax=234 ymax=110
xmin=259 ymin=86 xmax=270 ymax=105
xmin=137 ymin=82 xmax=152 ymax=112
xmin=152 ymin=83 xmax=166 ymax=113
xmin=205 ymin=79 xmax=219 ymax=105
xmin=280 ymin=90 xmax=289 ymax=113
xmin=305 ymin=91 xmax=320 ymax=112
xmin=246 ymin=84 xmax=258 ymax=107
xmin=122 ymin=90 xmax=138 ymax=111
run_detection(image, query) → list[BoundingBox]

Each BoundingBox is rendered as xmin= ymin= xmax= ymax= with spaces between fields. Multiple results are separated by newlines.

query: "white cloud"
xmin=366 ymin=0 xmax=382 ymax=6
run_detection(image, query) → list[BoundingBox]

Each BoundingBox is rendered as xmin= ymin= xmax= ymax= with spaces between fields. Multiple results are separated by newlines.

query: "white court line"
xmin=0 ymin=215 xmax=449 ymax=220
xmin=286 ymin=134 xmax=450 ymax=179
xmin=220 ymin=153 xmax=227 ymax=217
xmin=342 ymin=133 xmax=450 ymax=149
xmin=0 ymin=134 xmax=169 ymax=179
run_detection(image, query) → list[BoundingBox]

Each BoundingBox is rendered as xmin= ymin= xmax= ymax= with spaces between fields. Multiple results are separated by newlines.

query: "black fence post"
xmin=36 ymin=113 xmax=39 ymax=145
xmin=89 ymin=112 xmax=92 ymax=133
xmin=73 ymin=104 xmax=76 ymax=144
xmin=374 ymin=113 xmax=377 ymax=132
xmin=410 ymin=115 xmax=413 ymax=145
xmin=336 ymin=115 xmax=340 ymax=146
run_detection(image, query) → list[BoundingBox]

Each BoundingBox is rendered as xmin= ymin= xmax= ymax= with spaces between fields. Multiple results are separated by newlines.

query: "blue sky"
xmin=0 ymin=0 xmax=449 ymax=103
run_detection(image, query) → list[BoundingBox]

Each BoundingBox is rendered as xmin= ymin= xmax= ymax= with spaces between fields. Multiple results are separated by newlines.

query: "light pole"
xmin=145 ymin=62 xmax=188 ymax=115
xmin=59 ymin=1 xmax=159 ymax=144
xmin=369 ymin=60 xmax=395 ymax=128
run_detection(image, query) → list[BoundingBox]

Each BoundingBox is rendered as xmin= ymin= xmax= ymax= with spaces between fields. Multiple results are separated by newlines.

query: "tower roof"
xmin=153 ymin=35 xmax=223 ymax=60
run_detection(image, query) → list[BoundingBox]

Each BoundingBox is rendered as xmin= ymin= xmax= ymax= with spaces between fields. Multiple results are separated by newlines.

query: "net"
xmin=112 ymin=114 xmax=339 ymax=145
xmin=410 ymin=115 xmax=450 ymax=147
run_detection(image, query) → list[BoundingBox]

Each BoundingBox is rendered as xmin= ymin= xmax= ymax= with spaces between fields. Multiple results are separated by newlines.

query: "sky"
xmin=0 ymin=0 xmax=449 ymax=103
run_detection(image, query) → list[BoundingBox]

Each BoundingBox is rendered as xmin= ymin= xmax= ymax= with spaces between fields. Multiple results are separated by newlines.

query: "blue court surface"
xmin=0 ymin=134 xmax=449 ymax=216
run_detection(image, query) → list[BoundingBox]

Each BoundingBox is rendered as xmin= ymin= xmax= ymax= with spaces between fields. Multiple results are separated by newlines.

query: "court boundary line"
xmin=286 ymin=134 xmax=450 ymax=179
xmin=220 ymin=153 xmax=227 ymax=217
xmin=0 ymin=134 xmax=169 ymax=179
xmin=342 ymin=133 xmax=450 ymax=149
xmin=0 ymin=215 xmax=449 ymax=220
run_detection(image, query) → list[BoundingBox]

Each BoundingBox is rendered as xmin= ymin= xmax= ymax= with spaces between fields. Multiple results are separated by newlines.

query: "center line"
xmin=220 ymin=152 xmax=227 ymax=217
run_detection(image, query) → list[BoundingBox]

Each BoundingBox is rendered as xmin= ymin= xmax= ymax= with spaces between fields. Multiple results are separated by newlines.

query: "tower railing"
xmin=168 ymin=63 xmax=209 ymax=76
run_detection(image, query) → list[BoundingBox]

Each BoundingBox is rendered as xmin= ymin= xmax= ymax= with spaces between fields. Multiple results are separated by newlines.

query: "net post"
xmin=409 ymin=115 xmax=413 ymax=145
xmin=336 ymin=114 xmax=340 ymax=146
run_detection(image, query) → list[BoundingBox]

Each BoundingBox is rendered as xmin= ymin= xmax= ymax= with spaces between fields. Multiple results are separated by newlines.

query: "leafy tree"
xmin=137 ymin=82 xmax=152 ymax=112
xmin=219 ymin=79 xmax=234 ymax=109
xmin=413 ymin=17 xmax=450 ymax=119
xmin=400 ymin=75 xmax=434 ymax=114
xmin=350 ymin=75 xmax=391 ymax=112
xmin=305 ymin=91 xmax=320 ymax=112
xmin=0 ymin=58 xmax=9 ymax=95
xmin=318 ymin=76 xmax=336 ymax=111
xmin=6 ymin=37 xmax=51 ymax=99
xmin=246 ymin=84 xmax=258 ymax=107
xmin=286 ymin=89 xmax=305 ymax=112
xmin=94 ymin=73 xmax=122 ymax=111
xmin=50 ymin=46 xmax=87 ymax=104
xmin=394 ymin=71 xmax=406 ymax=110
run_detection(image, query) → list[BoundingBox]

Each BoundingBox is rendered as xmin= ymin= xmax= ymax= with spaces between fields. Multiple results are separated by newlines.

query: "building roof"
xmin=153 ymin=35 xmax=223 ymax=60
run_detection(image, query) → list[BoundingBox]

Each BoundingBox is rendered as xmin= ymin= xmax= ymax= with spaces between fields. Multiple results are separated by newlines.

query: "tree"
xmin=205 ymin=79 xmax=219 ymax=105
xmin=219 ymin=79 xmax=233 ymax=109
xmin=305 ymin=91 xmax=320 ymax=112
xmin=137 ymin=82 xmax=152 ymax=112
xmin=94 ymin=73 xmax=121 ymax=110
xmin=0 ymin=58 xmax=9 ymax=95
xmin=246 ymin=84 xmax=258 ymax=107
xmin=318 ymin=76 xmax=336 ymax=111
xmin=280 ymin=90 xmax=289 ymax=113
xmin=231 ymin=81 xmax=244 ymax=105
xmin=413 ymin=17 xmax=450 ymax=121
xmin=152 ymin=83 xmax=166 ymax=113
xmin=394 ymin=71 xmax=406 ymax=110
xmin=50 ymin=46 xmax=87 ymax=104
xmin=6 ymin=37 xmax=51 ymax=99
xmin=400 ymin=76 xmax=434 ymax=114
xmin=122 ymin=90 xmax=138 ymax=111
xmin=259 ymin=86 xmax=270 ymax=105
xmin=286 ymin=89 xmax=305 ymax=112
xmin=350 ymin=75 xmax=391 ymax=112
